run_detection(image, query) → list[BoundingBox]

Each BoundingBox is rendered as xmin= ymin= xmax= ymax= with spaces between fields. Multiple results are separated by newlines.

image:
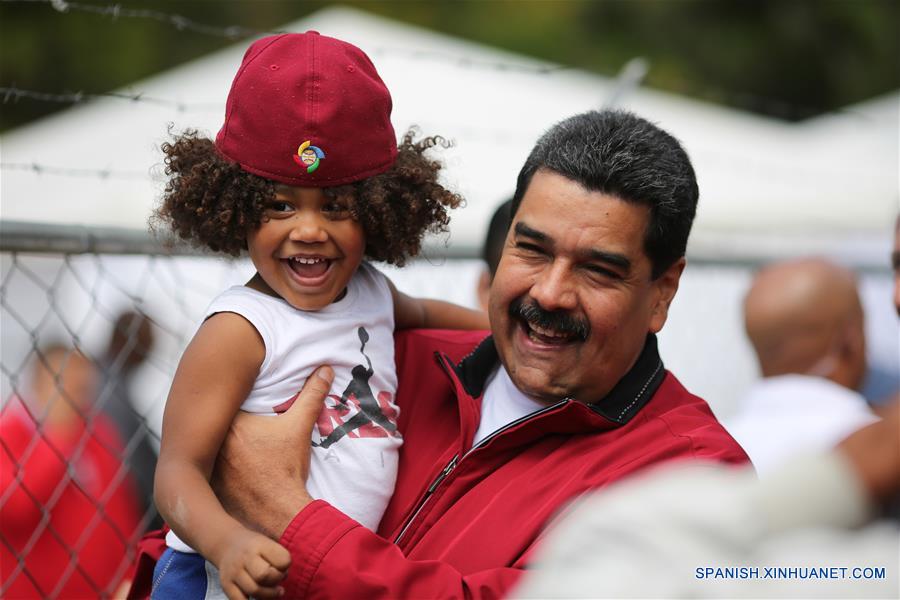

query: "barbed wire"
xmin=0 ymin=85 xmax=220 ymax=113
xmin=3 ymin=0 xmax=565 ymax=74
xmin=0 ymin=1 xmax=877 ymax=121
xmin=0 ymin=162 xmax=151 ymax=180
xmin=7 ymin=0 xmax=269 ymax=39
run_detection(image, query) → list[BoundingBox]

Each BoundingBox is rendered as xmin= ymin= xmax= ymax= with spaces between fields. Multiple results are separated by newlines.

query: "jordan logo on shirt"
xmin=310 ymin=327 xmax=400 ymax=449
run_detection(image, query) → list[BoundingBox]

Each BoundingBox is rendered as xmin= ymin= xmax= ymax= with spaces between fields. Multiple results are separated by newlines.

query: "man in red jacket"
xmin=133 ymin=110 xmax=748 ymax=599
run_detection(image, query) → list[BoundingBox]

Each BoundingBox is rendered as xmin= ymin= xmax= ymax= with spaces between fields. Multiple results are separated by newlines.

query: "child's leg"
xmin=151 ymin=548 xmax=225 ymax=599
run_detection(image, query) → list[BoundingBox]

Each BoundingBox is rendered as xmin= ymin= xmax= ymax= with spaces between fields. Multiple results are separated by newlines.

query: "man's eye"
xmin=585 ymin=265 xmax=620 ymax=280
xmin=515 ymin=242 xmax=545 ymax=255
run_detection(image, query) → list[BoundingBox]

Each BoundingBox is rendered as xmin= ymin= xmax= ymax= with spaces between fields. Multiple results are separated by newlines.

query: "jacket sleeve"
xmin=280 ymin=501 xmax=524 ymax=599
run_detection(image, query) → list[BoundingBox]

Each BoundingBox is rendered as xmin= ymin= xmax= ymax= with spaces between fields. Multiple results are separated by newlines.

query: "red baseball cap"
xmin=216 ymin=32 xmax=398 ymax=186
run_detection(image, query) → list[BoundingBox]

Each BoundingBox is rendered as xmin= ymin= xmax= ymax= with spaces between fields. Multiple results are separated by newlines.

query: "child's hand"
xmin=217 ymin=529 xmax=291 ymax=600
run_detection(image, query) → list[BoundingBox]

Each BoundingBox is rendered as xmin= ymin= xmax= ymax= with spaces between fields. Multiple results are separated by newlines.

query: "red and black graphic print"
xmin=272 ymin=327 xmax=400 ymax=448
xmin=315 ymin=327 xmax=399 ymax=448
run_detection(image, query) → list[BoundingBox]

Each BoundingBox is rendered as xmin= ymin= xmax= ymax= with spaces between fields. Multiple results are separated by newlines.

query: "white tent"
xmin=1 ymin=6 xmax=897 ymax=420
xmin=2 ymin=6 xmax=897 ymax=261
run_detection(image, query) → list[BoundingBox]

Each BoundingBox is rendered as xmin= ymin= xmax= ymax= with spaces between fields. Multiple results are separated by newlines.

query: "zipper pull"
xmin=427 ymin=455 xmax=459 ymax=493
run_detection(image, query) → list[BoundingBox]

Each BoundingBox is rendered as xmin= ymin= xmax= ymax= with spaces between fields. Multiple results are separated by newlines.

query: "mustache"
xmin=509 ymin=298 xmax=590 ymax=341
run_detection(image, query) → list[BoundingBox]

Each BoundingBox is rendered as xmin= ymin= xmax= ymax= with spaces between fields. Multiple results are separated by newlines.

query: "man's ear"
xmin=649 ymin=257 xmax=686 ymax=334
xmin=836 ymin=316 xmax=867 ymax=389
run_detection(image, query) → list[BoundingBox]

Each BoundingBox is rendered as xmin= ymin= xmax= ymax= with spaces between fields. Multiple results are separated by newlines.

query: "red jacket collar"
xmin=439 ymin=333 xmax=665 ymax=430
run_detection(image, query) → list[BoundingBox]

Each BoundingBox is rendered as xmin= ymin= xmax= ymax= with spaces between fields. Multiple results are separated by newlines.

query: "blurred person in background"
xmin=0 ymin=345 xmax=141 ymax=598
xmin=476 ymin=199 xmax=512 ymax=311
xmin=98 ymin=310 xmax=163 ymax=532
xmin=724 ymin=258 xmax=878 ymax=475
xmin=893 ymin=216 xmax=900 ymax=316
xmin=864 ymin=215 xmax=900 ymax=415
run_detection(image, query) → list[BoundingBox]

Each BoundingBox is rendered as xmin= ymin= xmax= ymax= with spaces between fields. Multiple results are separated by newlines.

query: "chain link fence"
xmin=0 ymin=220 xmax=485 ymax=598
xmin=0 ymin=222 xmax=252 ymax=598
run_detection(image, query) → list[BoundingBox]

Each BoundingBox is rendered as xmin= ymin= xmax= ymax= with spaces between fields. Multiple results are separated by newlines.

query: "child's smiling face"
xmin=247 ymin=185 xmax=365 ymax=310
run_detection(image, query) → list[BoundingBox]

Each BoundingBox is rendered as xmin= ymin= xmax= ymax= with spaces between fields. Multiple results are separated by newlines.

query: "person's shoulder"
xmin=395 ymin=329 xmax=490 ymax=364
xmin=206 ymin=285 xmax=269 ymax=314
xmin=355 ymin=261 xmax=392 ymax=288
xmin=352 ymin=262 xmax=395 ymax=305
xmin=206 ymin=285 xmax=287 ymax=325
xmin=212 ymin=284 xmax=253 ymax=298
xmin=0 ymin=400 xmax=36 ymax=441
xmin=648 ymin=371 xmax=717 ymax=413
xmin=645 ymin=371 xmax=750 ymax=464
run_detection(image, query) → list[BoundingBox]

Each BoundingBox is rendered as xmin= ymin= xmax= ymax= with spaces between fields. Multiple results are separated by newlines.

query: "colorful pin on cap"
xmin=215 ymin=32 xmax=398 ymax=186
xmin=293 ymin=140 xmax=326 ymax=173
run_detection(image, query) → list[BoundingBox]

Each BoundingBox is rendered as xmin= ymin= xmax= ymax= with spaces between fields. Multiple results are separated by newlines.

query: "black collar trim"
xmin=448 ymin=334 xmax=665 ymax=426
xmin=449 ymin=335 xmax=498 ymax=398
xmin=587 ymin=334 xmax=665 ymax=424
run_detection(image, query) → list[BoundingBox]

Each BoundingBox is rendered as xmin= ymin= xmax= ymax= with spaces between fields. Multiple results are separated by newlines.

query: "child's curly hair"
xmin=153 ymin=129 xmax=463 ymax=266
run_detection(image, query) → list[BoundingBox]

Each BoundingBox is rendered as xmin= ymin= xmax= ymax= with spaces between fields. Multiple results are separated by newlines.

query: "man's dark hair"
xmin=481 ymin=199 xmax=512 ymax=279
xmin=511 ymin=110 xmax=698 ymax=279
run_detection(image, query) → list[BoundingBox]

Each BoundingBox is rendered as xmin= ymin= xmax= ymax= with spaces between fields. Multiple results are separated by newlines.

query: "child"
xmin=151 ymin=32 xmax=487 ymax=600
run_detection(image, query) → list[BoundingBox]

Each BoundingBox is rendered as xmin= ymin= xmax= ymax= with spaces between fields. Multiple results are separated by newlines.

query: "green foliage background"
xmin=1 ymin=0 xmax=898 ymax=132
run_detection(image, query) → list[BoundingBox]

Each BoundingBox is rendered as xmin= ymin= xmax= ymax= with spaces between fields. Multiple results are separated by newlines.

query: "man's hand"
xmin=212 ymin=366 xmax=333 ymax=539
xmin=216 ymin=528 xmax=291 ymax=600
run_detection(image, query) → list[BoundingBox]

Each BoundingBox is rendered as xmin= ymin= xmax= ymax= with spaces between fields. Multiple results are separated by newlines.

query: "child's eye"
xmin=322 ymin=201 xmax=351 ymax=219
xmin=266 ymin=201 xmax=294 ymax=215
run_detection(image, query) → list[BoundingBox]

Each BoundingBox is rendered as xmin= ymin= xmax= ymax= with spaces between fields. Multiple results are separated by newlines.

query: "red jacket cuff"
xmin=279 ymin=500 xmax=361 ymax=597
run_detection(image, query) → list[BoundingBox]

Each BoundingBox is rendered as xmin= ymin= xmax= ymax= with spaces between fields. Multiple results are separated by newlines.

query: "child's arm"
xmin=154 ymin=313 xmax=290 ymax=600
xmin=389 ymin=279 xmax=490 ymax=330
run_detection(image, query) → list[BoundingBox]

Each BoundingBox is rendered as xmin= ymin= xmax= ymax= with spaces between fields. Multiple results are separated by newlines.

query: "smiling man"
xmin=491 ymin=170 xmax=681 ymax=405
xmin=134 ymin=111 xmax=748 ymax=599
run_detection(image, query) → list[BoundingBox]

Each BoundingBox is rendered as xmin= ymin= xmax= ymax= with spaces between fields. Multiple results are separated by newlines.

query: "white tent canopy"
xmin=2 ymin=6 xmax=897 ymax=264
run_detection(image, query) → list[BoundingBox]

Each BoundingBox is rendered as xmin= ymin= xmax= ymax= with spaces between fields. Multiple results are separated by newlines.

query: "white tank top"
xmin=166 ymin=262 xmax=402 ymax=552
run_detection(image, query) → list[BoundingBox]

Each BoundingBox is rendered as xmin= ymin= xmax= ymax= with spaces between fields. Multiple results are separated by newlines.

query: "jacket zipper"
xmin=393 ymin=397 xmax=568 ymax=545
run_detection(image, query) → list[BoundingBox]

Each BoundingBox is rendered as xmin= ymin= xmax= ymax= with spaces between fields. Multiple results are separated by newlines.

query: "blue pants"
xmin=151 ymin=548 xmax=225 ymax=599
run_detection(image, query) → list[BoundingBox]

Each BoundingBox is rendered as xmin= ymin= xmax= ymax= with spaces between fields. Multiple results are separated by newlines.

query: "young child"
xmin=151 ymin=32 xmax=487 ymax=600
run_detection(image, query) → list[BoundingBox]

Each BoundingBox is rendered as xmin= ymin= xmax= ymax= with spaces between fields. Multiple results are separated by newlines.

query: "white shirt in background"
xmin=723 ymin=375 xmax=878 ymax=475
